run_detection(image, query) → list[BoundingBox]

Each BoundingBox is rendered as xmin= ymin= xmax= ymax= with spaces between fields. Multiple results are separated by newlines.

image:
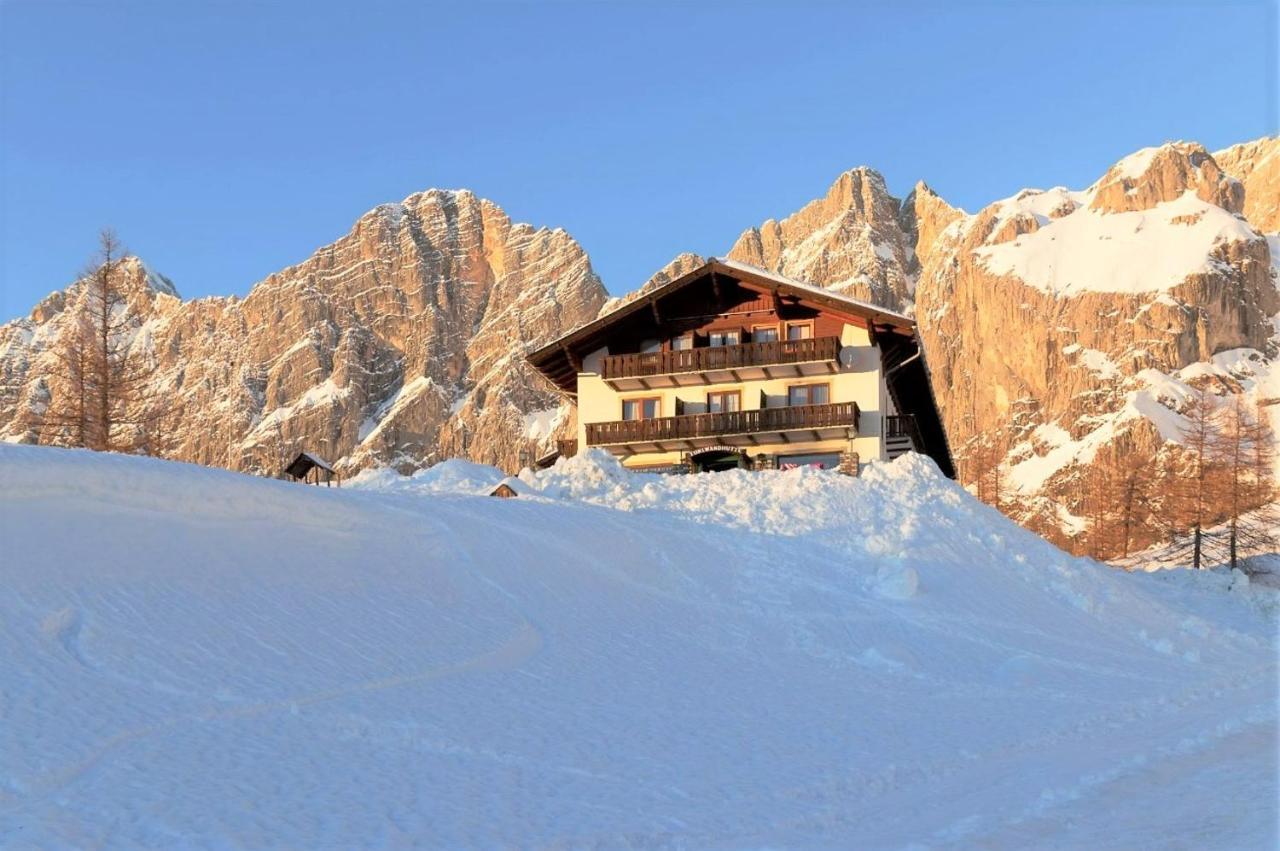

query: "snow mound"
xmin=1 ymin=443 xmax=1276 ymax=847
xmin=347 ymin=456 xmax=506 ymax=495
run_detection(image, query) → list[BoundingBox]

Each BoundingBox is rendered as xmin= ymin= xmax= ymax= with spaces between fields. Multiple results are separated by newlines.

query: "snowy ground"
xmin=1 ymin=446 xmax=1276 ymax=848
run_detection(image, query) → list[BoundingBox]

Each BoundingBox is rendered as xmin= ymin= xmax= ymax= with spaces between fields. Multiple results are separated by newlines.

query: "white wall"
xmin=575 ymin=322 xmax=891 ymax=467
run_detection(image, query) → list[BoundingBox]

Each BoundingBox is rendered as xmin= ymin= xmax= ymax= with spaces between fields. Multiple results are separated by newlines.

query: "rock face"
xmin=913 ymin=141 xmax=1277 ymax=543
xmin=1214 ymin=136 xmax=1280 ymax=233
xmin=726 ymin=168 xmax=920 ymax=312
xmin=0 ymin=190 xmax=607 ymax=474
xmin=600 ymin=251 xmax=706 ymax=315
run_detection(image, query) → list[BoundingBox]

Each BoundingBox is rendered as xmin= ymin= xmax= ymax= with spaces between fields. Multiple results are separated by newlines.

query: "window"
xmin=708 ymin=330 xmax=741 ymax=347
xmin=671 ymin=333 xmax=694 ymax=351
xmin=778 ymin=452 xmax=840 ymax=471
xmin=785 ymin=321 xmax=814 ymax=341
xmin=622 ymin=397 xmax=661 ymax=420
xmin=640 ymin=339 xmax=661 ymax=354
xmin=707 ymin=390 xmax=741 ymax=413
xmin=787 ymin=383 xmax=829 ymax=406
xmin=752 ymin=324 xmax=779 ymax=343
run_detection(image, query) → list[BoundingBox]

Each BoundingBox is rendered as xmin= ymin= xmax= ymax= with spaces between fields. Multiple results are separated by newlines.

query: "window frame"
xmin=708 ymin=329 xmax=742 ymax=348
xmin=786 ymin=382 xmax=831 ymax=407
xmin=670 ymin=332 xmax=694 ymax=351
xmin=784 ymin=320 xmax=815 ymax=341
xmin=706 ymin=389 xmax=742 ymax=414
xmin=750 ymin=323 xmax=780 ymax=343
xmin=621 ymin=396 xmax=662 ymax=421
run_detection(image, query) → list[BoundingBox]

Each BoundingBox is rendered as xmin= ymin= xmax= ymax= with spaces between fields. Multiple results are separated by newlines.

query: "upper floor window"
xmin=785 ymin=321 xmax=814 ymax=341
xmin=752 ymin=324 xmax=779 ymax=343
xmin=709 ymin=330 xmax=741 ymax=347
xmin=640 ymin=339 xmax=661 ymax=354
xmin=787 ymin=383 xmax=829 ymax=406
xmin=671 ymin=333 xmax=694 ymax=351
xmin=622 ymin=397 xmax=661 ymax=420
xmin=707 ymin=390 xmax=741 ymax=413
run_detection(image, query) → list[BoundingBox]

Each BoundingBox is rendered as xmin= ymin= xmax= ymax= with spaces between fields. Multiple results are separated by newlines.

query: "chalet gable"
xmin=528 ymin=259 xmax=913 ymax=394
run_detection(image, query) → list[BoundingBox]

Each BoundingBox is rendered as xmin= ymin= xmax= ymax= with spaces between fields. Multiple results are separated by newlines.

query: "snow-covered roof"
xmin=286 ymin=452 xmax=335 ymax=477
xmin=490 ymin=476 xmax=537 ymax=497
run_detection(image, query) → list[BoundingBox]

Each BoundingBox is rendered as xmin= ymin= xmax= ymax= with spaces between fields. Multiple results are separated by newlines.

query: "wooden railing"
xmin=557 ymin=438 xmax=579 ymax=459
xmin=600 ymin=336 xmax=840 ymax=380
xmin=885 ymin=414 xmax=920 ymax=444
xmin=586 ymin=402 xmax=859 ymax=446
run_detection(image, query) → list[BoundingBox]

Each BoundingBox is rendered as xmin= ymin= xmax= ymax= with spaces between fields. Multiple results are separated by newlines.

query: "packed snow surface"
xmin=1 ymin=445 xmax=1276 ymax=848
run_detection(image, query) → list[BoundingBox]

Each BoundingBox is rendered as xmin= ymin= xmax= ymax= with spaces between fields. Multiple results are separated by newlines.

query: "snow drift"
xmin=1 ymin=445 xmax=1276 ymax=847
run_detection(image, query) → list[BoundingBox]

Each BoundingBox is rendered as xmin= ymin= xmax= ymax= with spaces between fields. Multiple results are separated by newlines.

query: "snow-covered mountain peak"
xmin=1087 ymin=140 xmax=1243 ymax=216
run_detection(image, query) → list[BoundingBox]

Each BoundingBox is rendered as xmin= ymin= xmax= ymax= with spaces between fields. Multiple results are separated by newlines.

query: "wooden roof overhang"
xmin=527 ymin=258 xmax=915 ymax=395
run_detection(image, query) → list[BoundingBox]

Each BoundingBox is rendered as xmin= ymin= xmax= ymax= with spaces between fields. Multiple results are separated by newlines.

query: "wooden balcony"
xmin=599 ymin=336 xmax=841 ymax=391
xmin=585 ymin=401 xmax=859 ymax=455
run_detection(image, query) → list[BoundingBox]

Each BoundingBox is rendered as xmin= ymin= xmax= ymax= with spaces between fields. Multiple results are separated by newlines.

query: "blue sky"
xmin=2 ymin=1 xmax=1276 ymax=321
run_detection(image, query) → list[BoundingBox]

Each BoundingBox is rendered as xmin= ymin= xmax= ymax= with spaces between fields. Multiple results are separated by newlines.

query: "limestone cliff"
xmin=913 ymin=141 xmax=1277 ymax=542
xmin=0 ymin=190 xmax=607 ymax=474
xmin=1214 ymin=136 xmax=1280 ymax=233
xmin=725 ymin=168 xmax=920 ymax=312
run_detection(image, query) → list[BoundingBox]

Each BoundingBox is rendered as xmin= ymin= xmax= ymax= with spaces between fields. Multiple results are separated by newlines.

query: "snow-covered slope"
xmin=2 ymin=445 xmax=1275 ymax=847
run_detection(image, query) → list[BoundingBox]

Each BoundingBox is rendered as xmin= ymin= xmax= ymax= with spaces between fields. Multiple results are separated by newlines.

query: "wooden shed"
xmin=489 ymin=476 xmax=532 ymax=498
xmin=285 ymin=452 xmax=339 ymax=486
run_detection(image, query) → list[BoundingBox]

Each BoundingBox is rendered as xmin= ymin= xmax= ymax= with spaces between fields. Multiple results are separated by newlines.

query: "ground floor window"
xmin=777 ymin=452 xmax=840 ymax=471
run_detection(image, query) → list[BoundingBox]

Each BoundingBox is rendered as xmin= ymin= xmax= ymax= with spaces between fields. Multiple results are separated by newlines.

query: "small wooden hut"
xmin=285 ymin=452 xmax=339 ymax=486
xmin=489 ymin=476 xmax=533 ymax=498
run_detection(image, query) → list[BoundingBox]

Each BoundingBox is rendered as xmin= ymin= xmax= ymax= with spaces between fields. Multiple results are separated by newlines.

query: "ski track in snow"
xmin=0 ymin=445 xmax=1276 ymax=848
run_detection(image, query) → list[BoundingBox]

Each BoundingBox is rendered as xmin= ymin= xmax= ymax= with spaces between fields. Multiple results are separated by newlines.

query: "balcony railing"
xmin=586 ymin=402 xmax=859 ymax=447
xmin=600 ymin=336 xmax=840 ymax=381
xmin=885 ymin=414 xmax=920 ymax=443
xmin=884 ymin=414 xmax=920 ymax=459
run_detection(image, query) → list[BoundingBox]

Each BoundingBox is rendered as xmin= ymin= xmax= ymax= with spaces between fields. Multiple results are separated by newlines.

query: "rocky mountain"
xmin=635 ymin=139 xmax=1278 ymax=548
xmin=0 ymin=190 xmax=606 ymax=475
xmin=606 ymin=168 xmax=927 ymax=315
xmin=3 ymin=138 xmax=1276 ymax=551
xmin=1214 ymin=137 xmax=1280 ymax=233
xmin=913 ymin=141 xmax=1278 ymax=543
xmin=725 ymin=167 xmax=920 ymax=312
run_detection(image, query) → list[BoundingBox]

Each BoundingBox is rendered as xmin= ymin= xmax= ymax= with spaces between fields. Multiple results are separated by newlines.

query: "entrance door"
xmin=690 ymin=449 xmax=746 ymax=473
